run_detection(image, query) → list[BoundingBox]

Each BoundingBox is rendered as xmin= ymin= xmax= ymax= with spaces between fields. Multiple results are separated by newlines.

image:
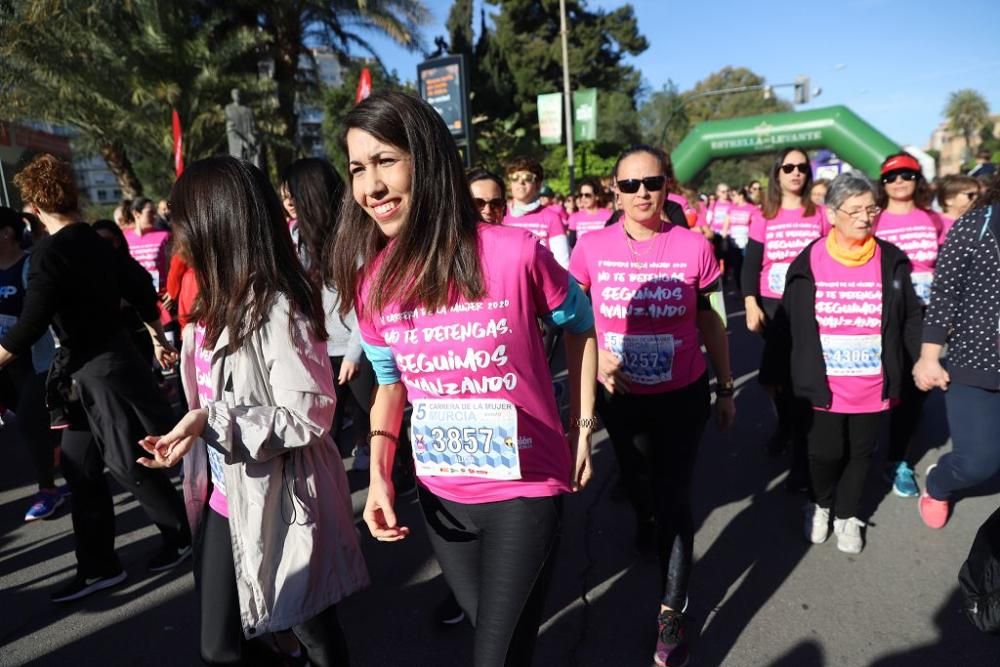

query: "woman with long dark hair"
xmin=333 ymin=91 xmax=597 ymax=667
xmin=570 ymin=144 xmax=735 ymax=667
xmin=874 ymin=152 xmax=942 ymax=498
xmin=137 ymin=156 xmax=368 ymax=666
xmin=282 ymin=157 xmax=376 ymax=469
xmin=741 ymin=147 xmax=825 ymax=485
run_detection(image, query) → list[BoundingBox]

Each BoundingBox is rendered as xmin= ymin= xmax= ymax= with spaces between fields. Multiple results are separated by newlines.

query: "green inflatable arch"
xmin=670 ymin=105 xmax=901 ymax=184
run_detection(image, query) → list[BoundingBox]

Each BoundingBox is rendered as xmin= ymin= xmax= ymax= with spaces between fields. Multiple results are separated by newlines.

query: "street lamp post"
xmin=559 ymin=0 xmax=575 ymax=195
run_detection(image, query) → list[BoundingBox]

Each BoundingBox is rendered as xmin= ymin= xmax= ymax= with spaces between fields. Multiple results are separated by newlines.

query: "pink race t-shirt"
xmin=502 ymin=207 xmax=566 ymax=248
xmin=727 ymin=204 xmax=762 ymax=250
xmin=874 ymin=209 xmax=939 ymax=305
xmin=193 ymin=324 xmax=229 ymax=518
xmin=358 ymin=224 xmax=572 ymax=504
xmin=938 ymin=214 xmax=956 ymax=244
xmin=810 ymin=242 xmax=888 ymax=414
xmin=124 ymin=228 xmax=170 ymax=291
xmin=569 ymin=222 xmax=721 ymax=394
xmin=749 ymin=207 xmax=825 ymax=299
xmin=568 ymin=209 xmax=609 ymax=239
xmin=709 ymin=200 xmax=732 ymax=234
xmin=546 ymin=203 xmax=569 ymax=226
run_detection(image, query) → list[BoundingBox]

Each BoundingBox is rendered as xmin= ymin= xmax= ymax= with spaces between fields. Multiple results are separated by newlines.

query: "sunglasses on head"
xmin=508 ymin=172 xmax=537 ymax=185
xmin=473 ymin=197 xmax=505 ymax=210
xmin=616 ymin=176 xmax=665 ymax=194
xmin=780 ymin=163 xmax=810 ymax=175
xmin=881 ymin=170 xmax=918 ymax=184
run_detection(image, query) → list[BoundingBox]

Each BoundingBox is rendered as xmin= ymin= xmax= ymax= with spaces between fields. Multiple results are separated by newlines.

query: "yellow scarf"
xmin=826 ymin=232 xmax=876 ymax=267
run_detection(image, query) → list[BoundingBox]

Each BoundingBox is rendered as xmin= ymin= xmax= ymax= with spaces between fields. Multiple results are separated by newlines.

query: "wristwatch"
xmin=716 ymin=377 xmax=735 ymax=398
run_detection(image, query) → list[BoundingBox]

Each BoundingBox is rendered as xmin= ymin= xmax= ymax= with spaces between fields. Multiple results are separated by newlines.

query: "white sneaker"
xmin=833 ymin=517 xmax=865 ymax=554
xmin=804 ymin=503 xmax=830 ymax=544
xmin=351 ymin=445 xmax=370 ymax=471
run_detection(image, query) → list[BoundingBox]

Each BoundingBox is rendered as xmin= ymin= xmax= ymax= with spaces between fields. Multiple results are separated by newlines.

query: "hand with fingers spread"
xmin=363 ymin=478 xmax=410 ymax=542
xmin=598 ymin=348 xmax=631 ymax=394
xmin=137 ymin=408 xmax=208 ymax=469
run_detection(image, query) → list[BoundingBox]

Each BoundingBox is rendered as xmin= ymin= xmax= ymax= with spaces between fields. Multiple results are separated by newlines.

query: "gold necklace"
xmin=623 ymin=218 xmax=665 ymax=257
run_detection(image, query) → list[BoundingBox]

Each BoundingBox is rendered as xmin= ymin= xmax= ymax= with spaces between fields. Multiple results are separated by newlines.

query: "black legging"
xmin=0 ymin=359 xmax=58 ymax=490
xmin=599 ymin=373 xmax=710 ymax=610
xmin=419 ymin=491 xmax=562 ymax=667
xmin=760 ymin=297 xmax=810 ymax=480
xmin=194 ymin=508 xmax=349 ymax=666
xmin=329 ymin=354 xmax=375 ymax=455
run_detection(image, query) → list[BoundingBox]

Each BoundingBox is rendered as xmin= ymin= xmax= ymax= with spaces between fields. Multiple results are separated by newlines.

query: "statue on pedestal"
xmin=225 ymin=89 xmax=260 ymax=167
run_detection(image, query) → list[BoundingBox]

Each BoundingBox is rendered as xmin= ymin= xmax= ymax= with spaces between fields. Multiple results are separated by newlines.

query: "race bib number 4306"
xmin=410 ymin=398 xmax=520 ymax=480
xmin=821 ymin=334 xmax=882 ymax=377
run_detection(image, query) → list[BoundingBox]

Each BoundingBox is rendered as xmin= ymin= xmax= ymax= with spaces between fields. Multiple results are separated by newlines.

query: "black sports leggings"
xmin=599 ymin=373 xmax=710 ymax=610
xmin=419 ymin=491 xmax=563 ymax=667
xmin=194 ymin=508 xmax=350 ymax=666
xmin=329 ymin=355 xmax=375 ymax=455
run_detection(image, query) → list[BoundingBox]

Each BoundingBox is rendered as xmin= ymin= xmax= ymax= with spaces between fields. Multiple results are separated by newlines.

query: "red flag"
xmin=171 ymin=108 xmax=184 ymax=177
xmin=355 ymin=68 xmax=372 ymax=104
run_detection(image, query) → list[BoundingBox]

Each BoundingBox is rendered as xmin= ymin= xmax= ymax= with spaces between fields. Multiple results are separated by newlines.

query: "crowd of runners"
xmin=1 ymin=90 xmax=998 ymax=667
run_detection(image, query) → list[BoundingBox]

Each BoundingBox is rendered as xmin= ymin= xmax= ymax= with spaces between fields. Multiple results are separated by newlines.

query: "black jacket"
xmin=777 ymin=238 xmax=923 ymax=409
xmin=923 ymin=204 xmax=1000 ymax=390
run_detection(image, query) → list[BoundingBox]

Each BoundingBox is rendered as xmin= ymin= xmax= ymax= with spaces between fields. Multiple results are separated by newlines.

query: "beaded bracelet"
xmin=367 ymin=430 xmax=400 ymax=444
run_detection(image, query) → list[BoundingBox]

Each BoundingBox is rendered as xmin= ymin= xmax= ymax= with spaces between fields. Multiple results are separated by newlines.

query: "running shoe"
xmin=919 ymin=464 xmax=951 ymax=529
xmin=148 ymin=544 xmax=193 ymax=572
xmin=888 ymin=461 xmax=919 ymax=498
xmin=351 ymin=444 xmax=370 ymax=471
xmin=833 ymin=517 xmax=865 ymax=554
xmin=804 ymin=503 xmax=830 ymax=544
xmin=51 ymin=569 xmax=127 ymax=603
xmin=435 ymin=593 xmax=466 ymax=626
xmin=653 ymin=609 xmax=689 ymax=667
xmin=24 ymin=487 xmax=67 ymax=521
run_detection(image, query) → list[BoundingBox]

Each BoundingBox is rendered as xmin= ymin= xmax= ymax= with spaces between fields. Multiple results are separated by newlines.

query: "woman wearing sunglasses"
xmin=467 ymin=168 xmax=507 ymax=224
xmin=334 ymin=91 xmax=597 ymax=667
xmin=567 ymin=178 xmax=609 ymax=243
xmin=936 ymin=174 xmax=980 ymax=242
xmin=569 ymin=145 xmax=735 ymax=667
xmin=874 ymin=153 xmax=942 ymax=498
xmin=742 ymin=148 xmax=826 ymax=481
xmin=501 ymin=156 xmax=570 ymax=268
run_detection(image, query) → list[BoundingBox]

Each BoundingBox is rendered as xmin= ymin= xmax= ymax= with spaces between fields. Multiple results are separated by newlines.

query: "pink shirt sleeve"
xmin=568 ymin=236 xmax=590 ymax=288
xmin=528 ymin=236 xmax=570 ymax=316
xmin=748 ymin=208 xmax=767 ymax=243
xmin=547 ymin=211 xmax=566 ymax=241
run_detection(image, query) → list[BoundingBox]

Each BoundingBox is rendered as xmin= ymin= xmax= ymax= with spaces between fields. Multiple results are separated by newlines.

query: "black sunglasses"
xmin=616 ymin=176 xmax=665 ymax=194
xmin=780 ymin=163 xmax=810 ymax=175
xmin=881 ymin=170 xmax=918 ymax=184
xmin=473 ymin=197 xmax=505 ymax=209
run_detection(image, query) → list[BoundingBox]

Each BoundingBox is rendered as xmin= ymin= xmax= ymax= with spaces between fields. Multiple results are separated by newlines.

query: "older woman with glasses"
xmin=467 ymin=168 xmax=507 ymax=224
xmin=874 ymin=153 xmax=942 ymax=499
xmin=781 ymin=172 xmax=922 ymax=553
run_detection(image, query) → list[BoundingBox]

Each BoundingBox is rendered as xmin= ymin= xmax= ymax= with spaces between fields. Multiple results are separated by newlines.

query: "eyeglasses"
xmin=749 ymin=184 xmax=761 ymax=191
xmin=881 ymin=170 xmax=918 ymax=184
xmin=837 ymin=205 xmax=882 ymax=220
xmin=473 ymin=197 xmax=505 ymax=210
xmin=616 ymin=176 xmax=666 ymax=194
xmin=780 ymin=163 xmax=810 ymax=175
xmin=959 ymin=190 xmax=979 ymax=201
xmin=579 ymin=192 xmax=595 ymax=199
xmin=508 ymin=172 xmax=537 ymax=185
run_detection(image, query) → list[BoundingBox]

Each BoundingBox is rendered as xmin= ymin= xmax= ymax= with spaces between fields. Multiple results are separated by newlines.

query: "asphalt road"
xmin=1 ymin=297 xmax=999 ymax=666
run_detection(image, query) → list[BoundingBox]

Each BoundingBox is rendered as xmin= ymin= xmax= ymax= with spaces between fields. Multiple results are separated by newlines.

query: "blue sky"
xmin=360 ymin=0 xmax=1000 ymax=148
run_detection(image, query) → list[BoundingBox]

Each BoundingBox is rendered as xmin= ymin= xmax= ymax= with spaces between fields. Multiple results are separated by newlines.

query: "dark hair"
xmin=333 ymin=90 xmax=484 ymax=316
xmin=975 ymin=172 xmax=1000 ymax=208
xmin=937 ymin=174 xmax=981 ymax=209
xmin=467 ymin=167 xmax=507 ymax=202
xmin=762 ymin=147 xmax=816 ymax=219
xmin=130 ymin=197 xmax=154 ymax=215
xmin=576 ymin=177 xmax=601 ymax=196
xmin=92 ymin=219 xmax=130 ymax=255
xmin=0 ymin=207 xmax=26 ymax=241
xmin=12 ymin=154 xmax=79 ymax=215
xmin=504 ymin=156 xmax=544 ymax=182
xmin=876 ymin=152 xmax=932 ymax=210
xmin=169 ymin=156 xmax=326 ymax=350
xmin=611 ymin=144 xmax=671 ymax=184
xmin=281 ymin=158 xmax=344 ymax=286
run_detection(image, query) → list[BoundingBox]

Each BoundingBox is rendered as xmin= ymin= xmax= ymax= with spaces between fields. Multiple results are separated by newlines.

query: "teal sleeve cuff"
xmin=542 ymin=277 xmax=594 ymax=334
xmin=361 ymin=341 xmax=402 ymax=385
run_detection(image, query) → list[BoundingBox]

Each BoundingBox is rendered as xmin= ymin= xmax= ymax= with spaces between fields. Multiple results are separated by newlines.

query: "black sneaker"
xmin=51 ymin=570 xmax=127 ymax=603
xmin=436 ymin=593 xmax=466 ymax=626
xmin=148 ymin=544 xmax=193 ymax=572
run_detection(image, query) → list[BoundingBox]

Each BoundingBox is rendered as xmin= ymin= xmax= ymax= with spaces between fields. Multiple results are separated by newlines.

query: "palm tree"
xmin=945 ymin=89 xmax=990 ymax=164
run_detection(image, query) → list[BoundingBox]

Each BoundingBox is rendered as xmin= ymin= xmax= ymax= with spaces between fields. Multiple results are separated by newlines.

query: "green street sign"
xmin=573 ymin=88 xmax=597 ymax=142
xmin=537 ymin=92 xmax=563 ymax=145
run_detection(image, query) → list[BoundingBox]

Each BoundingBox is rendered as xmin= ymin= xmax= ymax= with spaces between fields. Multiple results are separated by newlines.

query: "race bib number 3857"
xmin=410 ymin=398 xmax=520 ymax=480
